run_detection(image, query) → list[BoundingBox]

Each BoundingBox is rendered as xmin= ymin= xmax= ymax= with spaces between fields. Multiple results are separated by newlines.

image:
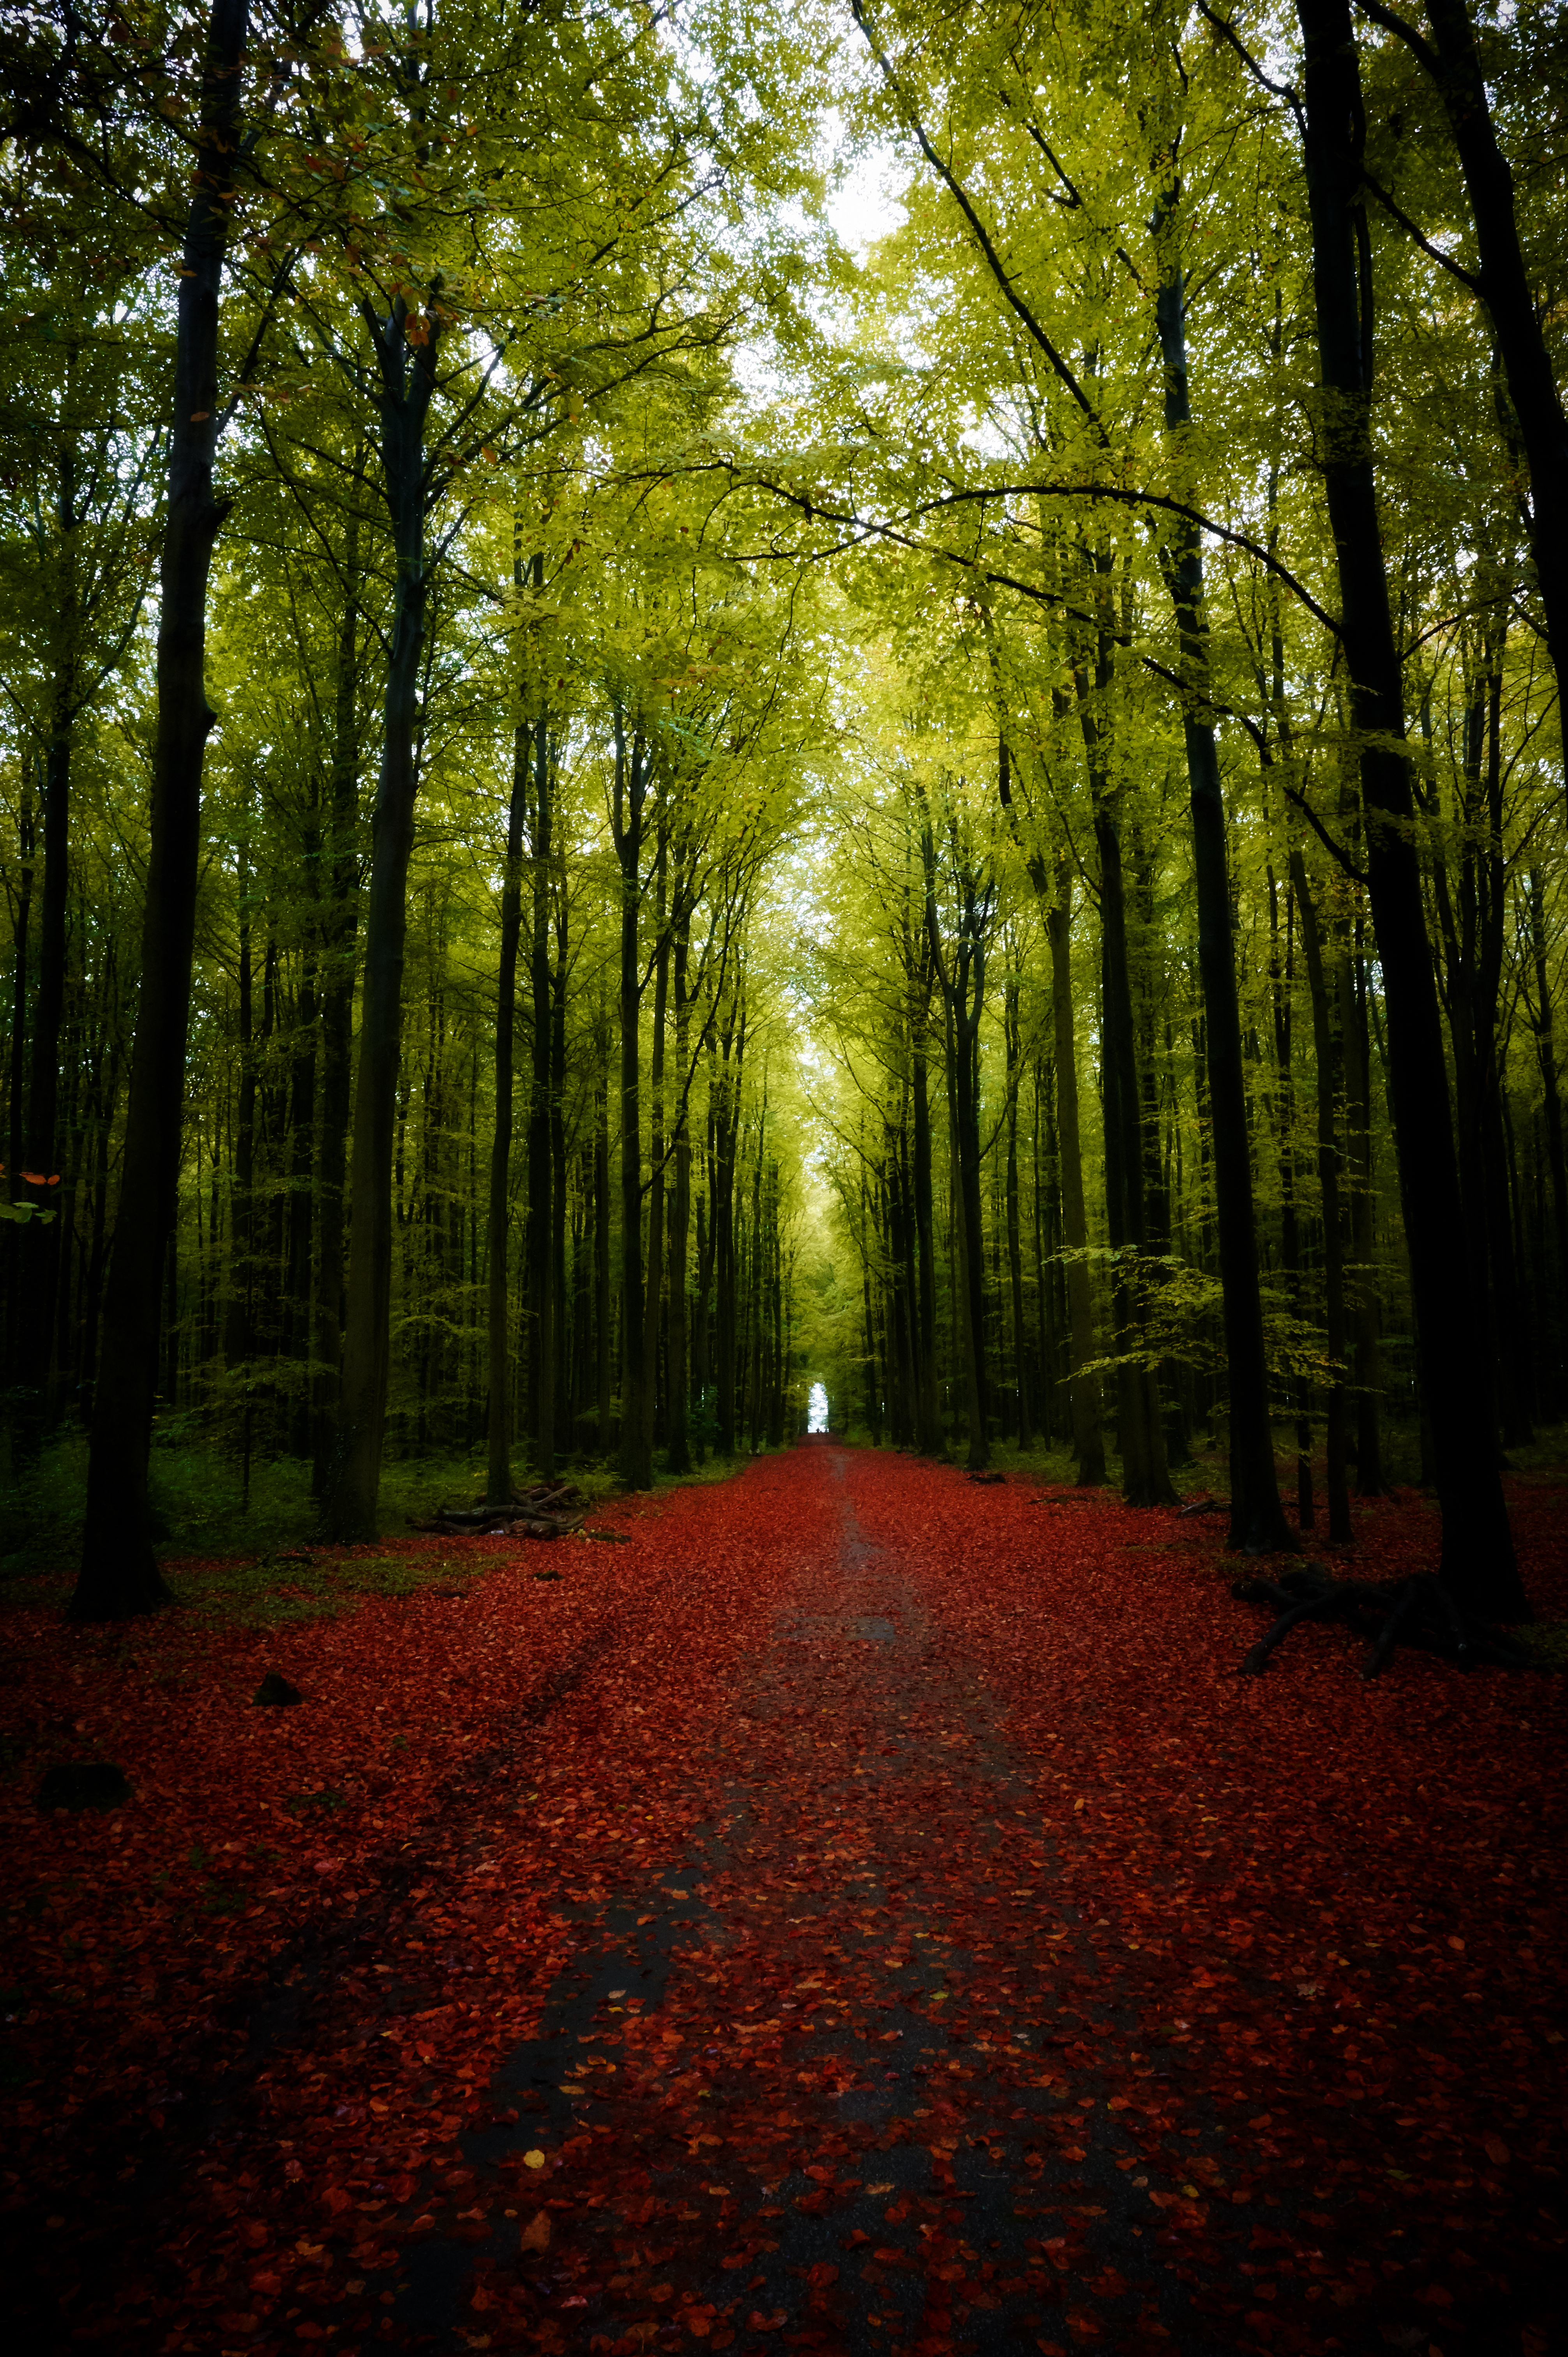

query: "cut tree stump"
xmin=1232 ymin=1563 xmax=1537 ymax=1679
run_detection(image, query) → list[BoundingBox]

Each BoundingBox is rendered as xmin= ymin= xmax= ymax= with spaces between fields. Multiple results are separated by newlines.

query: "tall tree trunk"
xmin=1338 ymin=942 xmax=1387 ymax=1493
xmin=1045 ymin=858 xmax=1105 ymax=1483
xmin=1361 ymin=0 xmax=1568 ymax=790
xmin=18 ymin=448 xmax=78 ymax=1423
xmin=1291 ymin=852 xmax=1353 ymax=1542
xmin=594 ymin=1013 xmax=612 ymax=1452
xmin=638 ymin=826 xmax=669 ymax=1472
xmin=325 ymin=297 xmax=441 ymax=1543
xmin=911 ymin=1029 xmax=943 ymax=1455
xmin=1003 ymin=963 xmax=1033 ymax=1450
xmin=1527 ymin=869 xmax=1568 ymax=1365
xmin=860 ymin=1161 xmax=882 ymax=1443
xmin=1268 ymin=868 xmax=1315 ymax=1530
xmin=611 ymin=713 xmax=653 ymax=1489
xmin=1155 ymin=197 xmax=1294 ymax=1551
xmin=5 ymin=776 xmax=35 ymax=1380
xmin=485 ymin=718 xmax=528 ymax=1507
xmin=1294 ymin=0 xmax=1526 ymax=1615
xmin=311 ymin=505 xmax=363 ymax=1497
xmin=1092 ymin=767 xmax=1176 ymax=1509
xmin=715 ymin=1000 xmax=742 ymax=1457
xmin=283 ymin=935 xmax=316 ymax=1453
xmin=225 ymin=838 xmax=255 ymax=1376
xmin=75 ymin=0 xmax=250 ymax=1618
xmin=665 ymin=884 xmax=694 ymax=1474
xmin=528 ymin=708 xmax=555 ymax=1481
xmin=923 ymin=806 xmax=992 ymax=1469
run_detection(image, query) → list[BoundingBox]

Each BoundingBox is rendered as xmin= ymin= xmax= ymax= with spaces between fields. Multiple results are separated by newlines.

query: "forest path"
xmin=9 ymin=1442 xmax=1562 ymax=2357
xmin=409 ymin=1438 xmax=1177 ymax=2357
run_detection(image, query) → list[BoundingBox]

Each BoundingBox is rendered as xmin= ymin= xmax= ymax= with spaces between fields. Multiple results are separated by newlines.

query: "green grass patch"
xmin=163 ymin=1544 xmax=476 ymax=1628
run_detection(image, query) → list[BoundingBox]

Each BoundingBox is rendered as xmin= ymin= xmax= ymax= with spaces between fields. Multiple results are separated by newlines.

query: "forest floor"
xmin=0 ymin=1442 xmax=1564 ymax=2357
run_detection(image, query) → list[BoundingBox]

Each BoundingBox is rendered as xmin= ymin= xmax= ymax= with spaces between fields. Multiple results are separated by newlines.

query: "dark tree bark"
xmin=484 ymin=715 xmax=528 ymax=1507
xmin=1043 ymin=858 xmax=1106 ymax=1484
xmin=1291 ymin=852 xmax=1353 ymax=1542
xmin=665 ymin=862 xmax=695 ymax=1474
xmin=5 ymin=777 xmax=35 ymax=1377
xmin=74 ymin=0 xmax=250 ymax=1618
xmin=1003 ymin=958 xmax=1033 ymax=1449
xmin=1338 ymin=941 xmax=1388 ymax=1492
xmin=1526 ymin=869 xmax=1568 ymax=1348
xmin=1294 ymin=0 xmax=1527 ymax=1616
xmin=1081 ymin=665 xmax=1176 ymax=1510
xmin=1154 ymin=206 xmax=1295 ymax=1552
xmin=311 ymin=502 xmax=363 ymax=1497
xmin=527 ymin=708 xmax=554 ymax=1481
xmin=923 ymin=799 xmax=993 ymax=1470
xmin=224 ymin=834 xmax=256 ymax=1375
xmin=610 ymin=711 xmax=653 ymax=1489
xmin=283 ymin=934 xmax=316 ymax=1454
xmin=16 ymin=451 xmax=79 ymax=1424
xmin=594 ymin=1015 xmax=612 ymax=1452
xmin=910 ymin=1031 xmax=942 ymax=1455
xmin=324 ymin=292 xmax=441 ymax=1542
xmin=635 ymin=823 xmax=670 ymax=1476
xmin=549 ymin=864 xmax=569 ymax=1456
xmin=714 ymin=995 xmax=743 ymax=1458
xmin=1268 ymin=868 xmax=1315 ymax=1530
xmin=1359 ymin=0 xmax=1568 ymax=797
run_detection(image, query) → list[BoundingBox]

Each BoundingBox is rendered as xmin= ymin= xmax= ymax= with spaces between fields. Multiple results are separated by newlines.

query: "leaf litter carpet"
xmin=3 ymin=1442 xmax=1564 ymax=2357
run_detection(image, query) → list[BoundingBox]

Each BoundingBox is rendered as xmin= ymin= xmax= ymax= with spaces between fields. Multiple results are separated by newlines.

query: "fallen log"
xmin=1232 ymin=1562 xmax=1538 ymax=1679
xmin=413 ymin=1480 xmax=588 ymax=1541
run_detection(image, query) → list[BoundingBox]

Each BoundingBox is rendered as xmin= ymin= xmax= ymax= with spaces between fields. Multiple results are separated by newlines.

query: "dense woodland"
xmin=0 ymin=0 xmax=1563 ymax=1623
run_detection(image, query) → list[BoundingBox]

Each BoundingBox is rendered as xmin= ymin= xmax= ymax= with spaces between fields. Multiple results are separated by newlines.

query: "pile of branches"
xmin=413 ymin=1481 xmax=586 ymax=1542
xmin=1232 ymin=1562 xmax=1538 ymax=1680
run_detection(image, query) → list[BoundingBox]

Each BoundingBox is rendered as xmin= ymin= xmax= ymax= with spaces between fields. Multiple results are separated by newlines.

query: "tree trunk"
xmin=911 ymin=1032 xmax=943 ymax=1455
xmin=5 ymin=777 xmax=35 ymax=1381
xmin=485 ymin=719 xmax=528 ymax=1507
xmin=611 ymin=712 xmax=653 ymax=1490
xmin=224 ymin=837 xmax=255 ymax=1376
xmin=665 ymin=889 xmax=694 ymax=1474
xmin=1155 ymin=210 xmax=1294 ymax=1552
xmin=1365 ymin=0 xmax=1568 ymax=795
xmin=638 ymin=825 xmax=669 ymax=1473
xmin=1291 ymin=852 xmax=1353 ymax=1542
xmin=1004 ymin=962 xmax=1033 ymax=1450
xmin=1092 ymin=767 xmax=1176 ymax=1509
xmin=1294 ymin=0 xmax=1526 ymax=1615
xmin=18 ymin=453 xmax=78 ymax=1422
xmin=1044 ymin=859 xmax=1105 ymax=1483
xmin=925 ymin=817 xmax=991 ymax=1472
xmin=324 ymin=297 xmax=440 ymax=1543
xmin=283 ymin=934 xmax=316 ymax=1454
xmin=1527 ymin=868 xmax=1568 ymax=1359
xmin=311 ymin=506 xmax=363 ymax=1497
xmin=74 ymin=0 xmax=250 ymax=1618
xmin=594 ymin=1015 xmax=612 ymax=1452
xmin=528 ymin=707 xmax=554 ymax=1481
xmin=715 ymin=1000 xmax=742 ymax=1457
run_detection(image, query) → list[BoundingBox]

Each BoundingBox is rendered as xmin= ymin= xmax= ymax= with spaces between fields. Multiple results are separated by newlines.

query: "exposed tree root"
xmin=1232 ymin=1562 xmax=1540 ymax=1678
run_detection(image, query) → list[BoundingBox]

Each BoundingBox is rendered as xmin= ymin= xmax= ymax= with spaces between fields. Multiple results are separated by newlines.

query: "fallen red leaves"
xmin=1 ymin=1451 xmax=1563 ymax=2357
